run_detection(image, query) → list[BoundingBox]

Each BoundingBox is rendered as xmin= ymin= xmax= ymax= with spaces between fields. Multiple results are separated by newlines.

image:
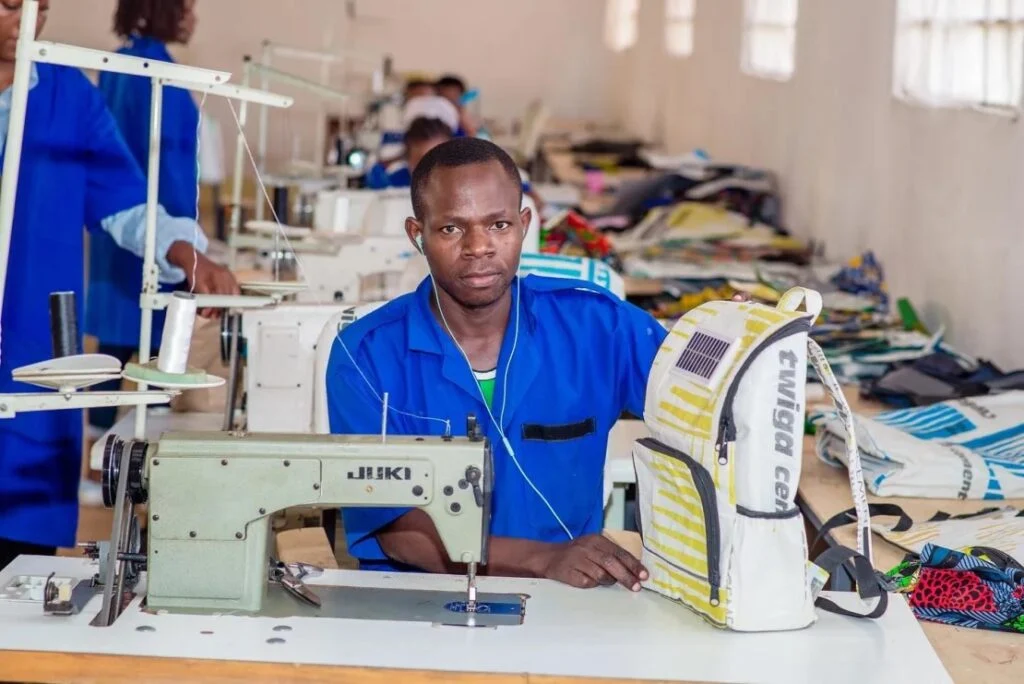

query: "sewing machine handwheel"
xmin=101 ymin=435 xmax=149 ymax=508
xmin=219 ymin=313 xmax=244 ymax=364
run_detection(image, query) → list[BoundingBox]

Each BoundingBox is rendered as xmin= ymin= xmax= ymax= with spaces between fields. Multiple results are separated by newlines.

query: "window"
xmin=741 ymin=0 xmax=799 ymax=80
xmin=605 ymin=0 xmax=639 ymax=52
xmin=894 ymin=0 xmax=1024 ymax=111
xmin=666 ymin=0 xmax=696 ymax=57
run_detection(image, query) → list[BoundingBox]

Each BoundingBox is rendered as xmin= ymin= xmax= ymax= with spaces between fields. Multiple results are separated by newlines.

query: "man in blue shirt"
xmin=87 ymin=0 xmax=203 ymax=437
xmin=327 ymin=138 xmax=665 ymax=590
xmin=364 ymin=116 xmax=452 ymax=190
xmin=0 ymin=0 xmax=238 ymax=569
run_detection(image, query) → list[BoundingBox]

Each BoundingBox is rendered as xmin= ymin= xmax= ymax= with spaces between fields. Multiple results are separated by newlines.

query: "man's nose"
xmin=462 ymin=227 xmax=495 ymax=257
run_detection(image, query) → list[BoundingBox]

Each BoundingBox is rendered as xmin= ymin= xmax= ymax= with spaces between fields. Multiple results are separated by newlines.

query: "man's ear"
xmin=405 ymin=217 xmax=424 ymax=254
xmin=519 ymin=205 xmax=532 ymax=244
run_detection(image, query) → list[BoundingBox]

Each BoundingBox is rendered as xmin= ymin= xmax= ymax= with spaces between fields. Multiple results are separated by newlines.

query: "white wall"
xmin=614 ymin=0 xmax=1024 ymax=368
xmin=43 ymin=0 xmax=616 ymax=167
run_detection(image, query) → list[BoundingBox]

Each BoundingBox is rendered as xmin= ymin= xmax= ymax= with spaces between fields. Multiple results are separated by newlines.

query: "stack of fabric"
xmin=813 ymin=391 xmax=1024 ymax=500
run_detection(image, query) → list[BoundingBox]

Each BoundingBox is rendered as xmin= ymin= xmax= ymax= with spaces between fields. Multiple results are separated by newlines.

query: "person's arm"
xmin=82 ymin=84 xmax=237 ymax=299
xmin=378 ymin=509 xmax=647 ymax=590
xmin=616 ymin=301 xmax=670 ymax=417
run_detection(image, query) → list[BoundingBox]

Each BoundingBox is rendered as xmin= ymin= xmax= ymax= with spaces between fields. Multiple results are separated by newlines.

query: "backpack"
xmin=633 ymin=287 xmax=887 ymax=631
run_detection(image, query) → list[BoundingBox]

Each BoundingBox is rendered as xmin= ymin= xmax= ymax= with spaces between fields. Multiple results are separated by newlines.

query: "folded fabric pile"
xmin=539 ymin=210 xmax=622 ymax=269
xmin=814 ymin=392 xmax=1024 ymax=499
xmin=863 ymin=351 xmax=1024 ymax=408
xmin=885 ymin=544 xmax=1024 ymax=634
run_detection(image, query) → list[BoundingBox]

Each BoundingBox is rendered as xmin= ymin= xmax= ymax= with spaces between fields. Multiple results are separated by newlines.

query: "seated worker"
xmin=365 ymin=116 xmax=453 ymax=190
xmin=434 ymin=74 xmax=476 ymax=137
xmin=327 ymin=138 xmax=663 ymax=590
xmin=404 ymin=77 xmax=436 ymax=102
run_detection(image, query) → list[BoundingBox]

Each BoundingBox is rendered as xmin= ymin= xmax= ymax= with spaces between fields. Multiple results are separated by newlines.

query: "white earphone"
xmin=421 ymin=224 xmax=572 ymax=540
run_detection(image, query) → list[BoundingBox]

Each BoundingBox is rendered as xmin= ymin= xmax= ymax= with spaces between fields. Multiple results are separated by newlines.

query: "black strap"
xmin=927 ymin=506 xmax=1006 ymax=523
xmin=812 ymin=546 xmax=889 ymax=620
xmin=812 ymin=503 xmax=914 ymax=551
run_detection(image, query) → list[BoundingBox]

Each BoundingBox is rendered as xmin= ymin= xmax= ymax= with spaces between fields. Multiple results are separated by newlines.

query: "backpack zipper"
xmin=638 ymin=437 xmax=722 ymax=606
xmin=714 ymin=317 xmax=812 ymax=467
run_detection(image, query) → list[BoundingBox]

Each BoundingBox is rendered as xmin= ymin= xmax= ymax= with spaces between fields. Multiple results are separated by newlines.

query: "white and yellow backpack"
xmin=634 ymin=287 xmax=886 ymax=632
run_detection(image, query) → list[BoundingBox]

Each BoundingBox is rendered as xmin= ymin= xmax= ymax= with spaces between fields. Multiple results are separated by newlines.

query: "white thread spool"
xmin=157 ymin=292 xmax=198 ymax=374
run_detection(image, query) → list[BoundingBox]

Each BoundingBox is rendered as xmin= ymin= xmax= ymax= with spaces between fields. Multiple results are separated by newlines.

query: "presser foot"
xmin=270 ymin=559 xmax=323 ymax=608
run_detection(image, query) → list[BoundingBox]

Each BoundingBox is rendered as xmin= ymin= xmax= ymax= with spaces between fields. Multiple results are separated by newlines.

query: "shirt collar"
xmin=406 ymin=274 xmax=536 ymax=355
xmin=0 ymin=63 xmax=40 ymax=113
xmin=406 ymin=274 xmax=542 ymax=420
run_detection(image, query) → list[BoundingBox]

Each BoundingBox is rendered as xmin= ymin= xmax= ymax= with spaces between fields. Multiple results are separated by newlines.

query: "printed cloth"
xmin=885 ymin=544 xmax=1024 ymax=634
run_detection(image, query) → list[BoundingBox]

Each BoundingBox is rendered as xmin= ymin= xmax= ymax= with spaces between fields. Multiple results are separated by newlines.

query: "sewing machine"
xmin=87 ymin=415 xmax=492 ymax=620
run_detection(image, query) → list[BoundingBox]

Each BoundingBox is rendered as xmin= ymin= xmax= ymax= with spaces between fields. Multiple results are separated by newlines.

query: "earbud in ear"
xmin=415 ymin=234 xmax=424 ymax=254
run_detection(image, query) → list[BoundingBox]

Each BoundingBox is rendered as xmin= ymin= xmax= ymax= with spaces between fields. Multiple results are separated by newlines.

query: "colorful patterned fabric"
xmin=887 ymin=544 xmax=1024 ymax=634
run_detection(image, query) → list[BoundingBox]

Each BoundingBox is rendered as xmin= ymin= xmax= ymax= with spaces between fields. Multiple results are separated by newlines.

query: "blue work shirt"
xmin=0 ymin=63 xmax=198 ymax=548
xmin=327 ymin=275 xmax=667 ymax=571
xmin=365 ymin=160 xmax=411 ymax=190
xmin=86 ymin=36 xmax=199 ymax=348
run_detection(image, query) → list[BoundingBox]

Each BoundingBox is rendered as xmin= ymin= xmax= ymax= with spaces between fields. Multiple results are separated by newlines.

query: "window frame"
xmin=665 ymin=0 xmax=697 ymax=58
xmin=605 ymin=0 xmax=640 ymax=53
xmin=740 ymin=0 xmax=800 ymax=82
xmin=892 ymin=1 xmax=1024 ymax=115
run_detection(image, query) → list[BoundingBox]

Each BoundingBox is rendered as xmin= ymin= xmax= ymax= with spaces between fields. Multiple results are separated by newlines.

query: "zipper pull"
xmin=716 ymin=416 xmax=731 ymax=466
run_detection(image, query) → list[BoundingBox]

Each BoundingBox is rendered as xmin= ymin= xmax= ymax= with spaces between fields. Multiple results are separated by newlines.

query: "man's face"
xmin=437 ymin=84 xmax=463 ymax=107
xmin=407 ymin=161 xmax=530 ymax=310
xmin=177 ymin=0 xmax=198 ymax=44
xmin=0 ymin=0 xmax=49 ymax=63
xmin=405 ymin=83 xmax=435 ymax=101
xmin=406 ymin=136 xmax=448 ymax=173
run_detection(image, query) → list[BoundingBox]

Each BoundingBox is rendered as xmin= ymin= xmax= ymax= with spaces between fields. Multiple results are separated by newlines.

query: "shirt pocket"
xmin=521 ymin=418 xmax=597 ymax=442
xmin=516 ymin=416 xmax=603 ymax=539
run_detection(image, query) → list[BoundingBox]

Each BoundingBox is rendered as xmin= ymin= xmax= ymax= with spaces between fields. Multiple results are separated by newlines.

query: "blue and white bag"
xmin=816 ymin=392 xmax=1024 ymax=499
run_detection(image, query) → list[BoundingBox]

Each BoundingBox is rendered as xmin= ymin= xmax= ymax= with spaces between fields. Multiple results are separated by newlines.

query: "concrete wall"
xmin=614 ymin=0 xmax=1024 ymax=367
xmin=44 ymin=0 xmax=617 ymax=167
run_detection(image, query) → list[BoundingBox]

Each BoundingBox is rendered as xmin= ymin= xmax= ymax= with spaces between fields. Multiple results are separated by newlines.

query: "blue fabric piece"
xmin=86 ymin=36 xmax=200 ymax=347
xmin=0 ymin=64 xmax=153 ymax=548
xmin=327 ymin=275 xmax=667 ymax=571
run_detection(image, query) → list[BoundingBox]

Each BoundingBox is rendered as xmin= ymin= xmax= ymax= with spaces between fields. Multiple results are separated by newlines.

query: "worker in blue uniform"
xmin=434 ymin=74 xmax=476 ymax=138
xmin=365 ymin=116 xmax=453 ymax=190
xmin=0 ymin=0 xmax=239 ymax=569
xmin=327 ymin=138 xmax=663 ymax=590
xmin=85 ymin=0 xmax=200 ymax=438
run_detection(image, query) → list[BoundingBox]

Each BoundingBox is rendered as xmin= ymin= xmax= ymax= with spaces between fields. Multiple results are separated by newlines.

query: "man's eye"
xmin=439 ymin=225 xmax=458 ymax=235
xmin=493 ymin=221 xmax=511 ymax=230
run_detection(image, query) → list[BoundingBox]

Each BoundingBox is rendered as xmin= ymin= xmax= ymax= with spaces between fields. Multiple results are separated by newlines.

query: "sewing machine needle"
xmin=466 ymin=561 xmax=478 ymax=613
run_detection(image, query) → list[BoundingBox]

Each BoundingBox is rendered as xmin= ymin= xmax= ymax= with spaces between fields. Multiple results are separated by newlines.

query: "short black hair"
xmin=404 ymin=117 xmax=453 ymax=146
xmin=411 ymin=137 xmax=521 ymax=220
xmin=113 ymin=0 xmax=187 ymax=43
xmin=435 ymin=75 xmax=466 ymax=94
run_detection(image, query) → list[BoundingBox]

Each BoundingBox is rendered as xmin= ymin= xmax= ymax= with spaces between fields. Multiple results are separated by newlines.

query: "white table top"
xmin=0 ymin=556 xmax=950 ymax=684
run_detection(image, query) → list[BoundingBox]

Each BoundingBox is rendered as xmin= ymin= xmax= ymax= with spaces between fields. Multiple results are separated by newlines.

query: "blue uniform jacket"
xmin=85 ymin=36 xmax=198 ymax=347
xmin=327 ymin=275 xmax=667 ymax=571
xmin=0 ymin=64 xmax=152 ymax=547
xmin=364 ymin=160 xmax=411 ymax=190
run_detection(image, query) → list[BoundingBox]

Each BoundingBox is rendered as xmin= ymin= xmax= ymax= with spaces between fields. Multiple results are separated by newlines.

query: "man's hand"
xmin=166 ymin=241 xmax=241 ymax=318
xmin=528 ymin=534 xmax=648 ymax=591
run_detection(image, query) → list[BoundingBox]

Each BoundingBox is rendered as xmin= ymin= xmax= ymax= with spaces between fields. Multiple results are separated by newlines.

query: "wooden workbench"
xmin=798 ymin=395 xmax=1024 ymax=684
xmin=0 ymin=653 xmax=695 ymax=684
